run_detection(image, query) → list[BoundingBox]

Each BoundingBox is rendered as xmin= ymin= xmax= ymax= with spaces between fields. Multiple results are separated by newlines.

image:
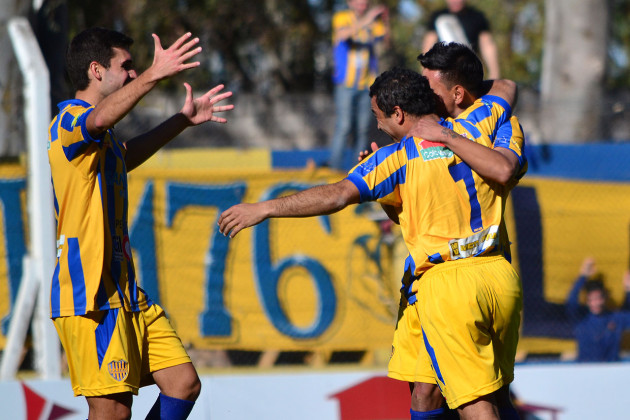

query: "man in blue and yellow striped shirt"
xmin=218 ymin=67 xmax=521 ymax=419
xmin=48 ymin=27 xmax=233 ymax=419
xmin=329 ymin=0 xmax=389 ymax=169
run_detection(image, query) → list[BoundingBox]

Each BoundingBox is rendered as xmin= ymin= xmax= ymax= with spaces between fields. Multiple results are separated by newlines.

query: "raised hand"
xmin=580 ymin=257 xmax=597 ymax=278
xmin=148 ymin=32 xmax=202 ymax=82
xmin=357 ymin=141 xmax=379 ymax=163
xmin=180 ymin=83 xmax=234 ymax=126
xmin=366 ymin=5 xmax=387 ymax=23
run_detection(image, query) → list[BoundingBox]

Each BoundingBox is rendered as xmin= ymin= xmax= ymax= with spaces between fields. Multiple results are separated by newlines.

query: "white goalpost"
xmin=0 ymin=16 xmax=60 ymax=380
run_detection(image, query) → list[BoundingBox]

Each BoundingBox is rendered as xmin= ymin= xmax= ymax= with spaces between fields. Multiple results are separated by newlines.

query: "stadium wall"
xmin=0 ymin=144 xmax=628 ymax=360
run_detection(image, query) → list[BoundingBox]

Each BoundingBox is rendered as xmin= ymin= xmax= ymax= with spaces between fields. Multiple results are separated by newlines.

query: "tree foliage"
xmin=62 ymin=0 xmax=627 ymax=94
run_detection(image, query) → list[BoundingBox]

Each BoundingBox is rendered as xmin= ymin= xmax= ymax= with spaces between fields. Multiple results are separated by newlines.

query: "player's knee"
xmin=113 ymin=405 xmax=132 ymax=420
xmin=87 ymin=397 xmax=132 ymax=420
xmin=188 ymin=375 xmax=201 ymax=401
xmin=177 ymin=370 xmax=201 ymax=401
xmin=411 ymin=382 xmax=443 ymax=410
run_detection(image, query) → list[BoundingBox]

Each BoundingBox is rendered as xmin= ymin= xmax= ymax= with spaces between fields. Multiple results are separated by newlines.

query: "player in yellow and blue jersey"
xmin=48 ymin=27 xmax=233 ymax=420
xmin=416 ymin=42 xmax=526 ymax=188
xmin=218 ymin=67 xmax=521 ymax=419
xmin=329 ymin=0 xmax=390 ymax=169
xmin=384 ymin=42 xmax=526 ymax=420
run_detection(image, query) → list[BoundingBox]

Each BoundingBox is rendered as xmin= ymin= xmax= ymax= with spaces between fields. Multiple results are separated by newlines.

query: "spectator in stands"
xmin=421 ymin=0 xmax=500 ymax=79
xmin=328 ymin=0 xmax=390 ymax=170
xmin=566 ymin=257 xmax=630 ymax=362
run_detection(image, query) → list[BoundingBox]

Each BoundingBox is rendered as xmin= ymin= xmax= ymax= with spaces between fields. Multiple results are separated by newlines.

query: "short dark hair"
xmin=417 ymin=42 xmax=483 ymax=97
xmin=66 ymin=27 xmax=133 ymax=91
xmin=369 ymin=67 xmax=435 ymax=117
xmin=584 ymin=278 xmax=606 ymax=295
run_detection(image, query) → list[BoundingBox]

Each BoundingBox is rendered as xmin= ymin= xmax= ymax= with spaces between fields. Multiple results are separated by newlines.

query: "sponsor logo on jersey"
xmin=418 ymin=140 xmax=453 ymax=161
xmin=448 ymin=225 xmax=500 ymax=260
xmin=107 ymin=359 xmax=129 ymax=382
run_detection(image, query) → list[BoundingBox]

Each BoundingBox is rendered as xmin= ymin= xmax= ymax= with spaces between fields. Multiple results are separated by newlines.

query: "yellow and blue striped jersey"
xmin=495 ymin=115 xmax=527 ymax=184
xmin=332 ymin=9 xmax=387 ymax=90
xmin=47 ymin=99 xmax=151 ymax=317
xmin=347 ymin=96 xmax=524 ymax=302
xmin=455 ymin=95 xmax=527 ymax=180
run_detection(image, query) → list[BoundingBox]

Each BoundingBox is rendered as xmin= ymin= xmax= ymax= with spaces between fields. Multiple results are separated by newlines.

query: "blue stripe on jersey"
xmin=455 ymin=119 xmax=483 ymax=141
xmin=496 ymin=121 xmax=526 ymax=168
xmin=96 ymin=281 xmax=110 ymax=309
xmin=95 ymin=309 xmax=119 ymax=368
xmin=459 ymin=101 xmax=492 ymax=125
xmin=440 ymin=118 xmax=454 ymax=130
xmin=347 ymin=173 xmax=372 ymax=203
xmin=482 ymin=94 xmax=512 ymax=116
xmin=428 ymin=253 xmax=444 ymax=264
xmin=128 ymin=270 xmax=138 ymax=311
xmin=403 ymin=255 xmax=417 ymax=304
xmin=60 ymin=112 xmax=75 ymax=132
xmin=50 ymin=116 xmax=60 ymax=143
xmin=353 ymin=148 xmax=388 ymax=178
xmin=494 ymin=121 xmax=513 ymax=149
xmin=422 ymin=327 xmax=446 ymax=385
xmin=348 ymin=143 xmax=404 ymax=202
xmin=50 ymin=263 xmax=61 ymax=318
xmin=374 ymin=165 xmax=406 ymax=199
xmin=449 ymin=162 xmax=483 ymax=232
xmin=62 ymin=141 xmax=90 ymax=162
xmin=51 ymin=177 xmax=59 ymax=217
xmin=67 ymin=238 xmax=87 ymax=315
xmin=403 ymin=137 xmax=419 ymax=161
xmin=104 ymin=149 xmax=126 ymax=305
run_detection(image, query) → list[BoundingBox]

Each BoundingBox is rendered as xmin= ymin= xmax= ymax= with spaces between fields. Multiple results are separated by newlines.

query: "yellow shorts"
xmin=53 ymin=304 xmax=191 ymax=397
xmin=388 ymin=256 xmax=522 ymax=409
xmin=388 ymin=301 xmax=435 ymax=385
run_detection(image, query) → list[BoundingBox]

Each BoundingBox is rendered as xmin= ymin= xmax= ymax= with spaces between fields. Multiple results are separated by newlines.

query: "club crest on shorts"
xmin=108 ymin=359 xmax=129 ymax=381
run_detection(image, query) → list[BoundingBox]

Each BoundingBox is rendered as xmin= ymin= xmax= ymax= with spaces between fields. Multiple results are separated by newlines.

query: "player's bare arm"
xmin=218 ymin=179 xmax=361 ymax=238
xmin=410 ymin=78 xmax=520 ymax=185
xmin=87 ymin=32 xmax=202 ymax=137
xmin=410 ymin=115 xmax=519 ymax=185
xmin=483 ymin=78 xmax=517 ymax=108
xmin=421 ymin=31 xmax=438 ymax=54
xmin=125 ymin=83 xmax=234 ymax=171
xmin=479 ymin=32 xmax=500 ymax=80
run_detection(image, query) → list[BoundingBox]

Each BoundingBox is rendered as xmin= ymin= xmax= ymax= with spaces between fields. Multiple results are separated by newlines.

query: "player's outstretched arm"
xmin=87 ymin=32 xmax=202 ymax=137
xmin=410 ymin=115 xmax=518 ymax=185
xmin=218 ymin=179 xmax=360 ymax=238
xmin=125 ymin=83 xmax=233 ymax=171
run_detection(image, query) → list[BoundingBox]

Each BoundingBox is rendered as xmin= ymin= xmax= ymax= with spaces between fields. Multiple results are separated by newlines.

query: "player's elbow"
xmin=329 ymin=180 xmax=359 ymax=212
xmin=493 ymin=164 xmax=516 ymax=186
xmin=89 ymin=112 xmax=111 ymax=135
xmin=494 ymin=169 xmax=513 ymax=186
xmin=329 ymin=192 xmax=353 ymax=213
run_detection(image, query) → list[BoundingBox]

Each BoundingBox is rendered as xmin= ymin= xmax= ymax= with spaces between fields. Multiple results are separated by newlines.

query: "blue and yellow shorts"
xmin=53 ymin=304 xmax=191 ymax=397
xmin=388 ymin=255 xmax=522 ymax=408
